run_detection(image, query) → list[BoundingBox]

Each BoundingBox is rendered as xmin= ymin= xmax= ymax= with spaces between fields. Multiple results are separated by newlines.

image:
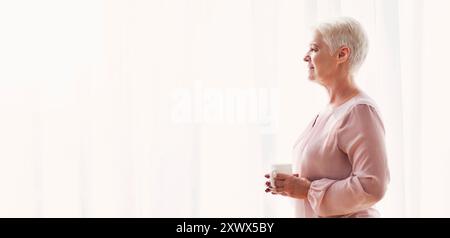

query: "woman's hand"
xmin=264 ymin=173 xmax=311 ymax=199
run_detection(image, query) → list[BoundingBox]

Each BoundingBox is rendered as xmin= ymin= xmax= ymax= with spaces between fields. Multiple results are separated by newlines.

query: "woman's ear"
xmin=337 ymin=47 xmax=350 ymax=64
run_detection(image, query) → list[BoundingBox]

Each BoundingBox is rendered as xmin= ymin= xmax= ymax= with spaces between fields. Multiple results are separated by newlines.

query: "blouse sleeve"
xmin=306 ymin=104 xmax=390 ymax=217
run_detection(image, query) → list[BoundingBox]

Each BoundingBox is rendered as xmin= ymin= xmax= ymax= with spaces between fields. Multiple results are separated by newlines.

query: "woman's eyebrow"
xmin=310 ymin=43 xmax=319 ymax=48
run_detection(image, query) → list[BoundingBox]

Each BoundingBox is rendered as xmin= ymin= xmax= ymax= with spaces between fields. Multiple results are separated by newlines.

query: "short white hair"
xmin=314 ymin=17 xmax=369 ymax=73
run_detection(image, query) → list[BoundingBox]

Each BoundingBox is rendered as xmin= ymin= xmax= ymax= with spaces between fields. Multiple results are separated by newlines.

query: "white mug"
xmin=270 ymin=163 xmax=292 ymax=188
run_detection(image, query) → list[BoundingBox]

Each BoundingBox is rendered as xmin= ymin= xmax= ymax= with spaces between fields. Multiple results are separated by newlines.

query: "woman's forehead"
xmin=311 ymin=32 xmax=324 ymax=45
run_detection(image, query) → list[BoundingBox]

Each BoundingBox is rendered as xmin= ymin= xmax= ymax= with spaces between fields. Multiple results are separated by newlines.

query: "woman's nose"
xmin=303 ymin=54 xmax=311 ymax=62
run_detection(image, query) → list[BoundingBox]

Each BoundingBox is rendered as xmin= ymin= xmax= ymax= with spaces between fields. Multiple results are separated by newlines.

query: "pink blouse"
xmin=292 ymin=92 xmax=390 ymax=218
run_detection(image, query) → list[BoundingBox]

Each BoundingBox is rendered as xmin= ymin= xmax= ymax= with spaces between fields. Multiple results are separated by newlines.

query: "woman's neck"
xmin=325 ymin=75 xmax=360 ymax=109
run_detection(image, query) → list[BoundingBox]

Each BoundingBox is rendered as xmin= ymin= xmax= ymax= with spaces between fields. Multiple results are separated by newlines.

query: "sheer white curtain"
xmin=0 ymin=0 xmax=449 ymax=217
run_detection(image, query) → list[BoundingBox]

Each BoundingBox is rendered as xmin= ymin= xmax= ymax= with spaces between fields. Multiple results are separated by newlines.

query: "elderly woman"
xmin=265 ymin=17 xmax=390 ymax=218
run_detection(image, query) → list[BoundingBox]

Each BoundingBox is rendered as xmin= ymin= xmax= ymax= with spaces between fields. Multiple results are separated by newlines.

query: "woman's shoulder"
xmin=331 ymin=92 xmax=383 ymax=123
xmin=348 ymin=93 xmax=380 ymax=113
xmin=335 ymin=93 xmax=386 ymax=134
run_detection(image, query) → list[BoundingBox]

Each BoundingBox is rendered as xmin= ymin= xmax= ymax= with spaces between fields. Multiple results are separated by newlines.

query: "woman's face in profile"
xmin=303 ymin=32 xmax=337 ymax=84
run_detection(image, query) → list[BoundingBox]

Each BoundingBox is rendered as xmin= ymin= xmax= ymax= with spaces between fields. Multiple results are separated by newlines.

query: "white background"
xmin=0 ymin=0 xmax=449 ymax=217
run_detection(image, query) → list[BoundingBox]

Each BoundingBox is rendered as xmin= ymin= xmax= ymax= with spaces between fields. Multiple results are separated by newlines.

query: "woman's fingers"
xmin=273 ymin=187 xmax=285 ymax=193
xmin=274 ymin=179 xmax=285 ymax=188
xmin=274 ymin=173 xmax=290 ymax=180
xmin=265 ymin=173 xmax=293 ymax=196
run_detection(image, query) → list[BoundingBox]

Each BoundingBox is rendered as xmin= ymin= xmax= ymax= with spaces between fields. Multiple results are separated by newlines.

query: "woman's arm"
xmin=307 ymin=104 xmax=390 ymax=217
